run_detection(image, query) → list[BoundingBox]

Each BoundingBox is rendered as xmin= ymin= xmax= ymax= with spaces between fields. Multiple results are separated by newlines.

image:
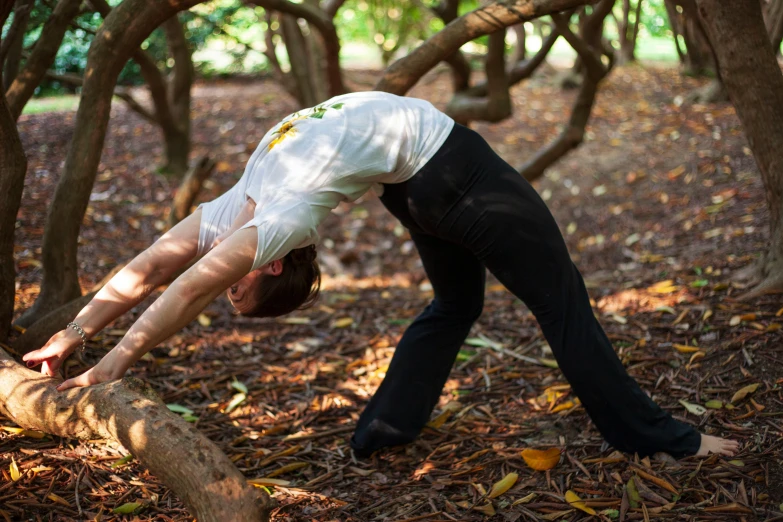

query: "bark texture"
xmin=375 ymin=0 xmax=590 ymax=95
xmin=5 ymin=0 xmax=83 ymax=121
xmin=0 ymin=349 xmax=273 ymax=521
xmin=696 ymin=0 xmax=783 ymax=297
xmin=18 ymin=0 xmax=204 ymax=327
xmin=0 ymin=92 xmax=27 ymax=343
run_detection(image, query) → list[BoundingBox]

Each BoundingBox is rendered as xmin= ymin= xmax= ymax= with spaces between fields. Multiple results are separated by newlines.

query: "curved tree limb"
xmin=375 ymin=0 xmax=591 ymax=95
xmin=0 ymin=349 xmax=273 ymax=521
xmin=445 ymin=29 xmax=511 ymax=123
xmin=43 ymin=70 xmax=161 ymax=126
xmin=5 ymin=0 xmax=83 ymax=121
xmin=0 ymin=0 xmax=34 ymax=90
xmin=463 ymin=27 xmax=559 ymax=98
xmin=431 ymin=0 xmax=472 ymax=92
xmin=519 ymin=7 xmax=614 ymax=181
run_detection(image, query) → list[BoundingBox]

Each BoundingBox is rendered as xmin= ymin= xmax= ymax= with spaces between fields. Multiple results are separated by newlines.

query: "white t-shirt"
xmin=197 ymin=91 xmax=455 ymax=271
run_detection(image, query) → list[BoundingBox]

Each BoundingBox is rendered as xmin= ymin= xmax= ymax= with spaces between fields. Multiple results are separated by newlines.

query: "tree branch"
xmin=5 ymin=0 xmax=83 ymax=120
xmin=375 ymin=0 xmax=592 ymax=95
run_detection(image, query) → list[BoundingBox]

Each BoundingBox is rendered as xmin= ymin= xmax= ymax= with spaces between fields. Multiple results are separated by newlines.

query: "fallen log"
xmin=0 ymin=348 xmax=273 ymax=521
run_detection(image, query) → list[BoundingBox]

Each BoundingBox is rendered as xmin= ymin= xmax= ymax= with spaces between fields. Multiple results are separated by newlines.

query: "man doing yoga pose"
xmin=25 ymin=91 xmax=738 ymax=458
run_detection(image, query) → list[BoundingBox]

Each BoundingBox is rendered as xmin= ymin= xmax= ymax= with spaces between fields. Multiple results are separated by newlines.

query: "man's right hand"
xmin=22 ymin=328 xmax=83 ymax=377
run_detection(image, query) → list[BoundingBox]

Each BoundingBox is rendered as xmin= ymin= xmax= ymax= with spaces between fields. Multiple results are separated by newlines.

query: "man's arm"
xmin=56 ymin=226 xmax=258 ymax=389
xmin=24 ymin=209 xmax=203 ymax=375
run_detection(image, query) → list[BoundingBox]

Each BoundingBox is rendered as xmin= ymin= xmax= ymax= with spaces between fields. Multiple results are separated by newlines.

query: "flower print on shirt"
xmin=268 ymin=102 xmax=345 ymax=150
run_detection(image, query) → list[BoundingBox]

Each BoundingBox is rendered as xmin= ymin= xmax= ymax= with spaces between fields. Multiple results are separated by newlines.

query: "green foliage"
xmin=5 ymin=0 xmax=680 ymax=98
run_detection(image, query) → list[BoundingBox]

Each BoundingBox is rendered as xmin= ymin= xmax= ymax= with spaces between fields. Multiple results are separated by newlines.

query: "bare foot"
xmin=696 ymin=433 xmax=740 ymax=456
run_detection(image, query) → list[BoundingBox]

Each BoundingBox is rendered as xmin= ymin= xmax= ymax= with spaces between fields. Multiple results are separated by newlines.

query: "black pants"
xmin=350 ymin=123 xmax=701 ymax=458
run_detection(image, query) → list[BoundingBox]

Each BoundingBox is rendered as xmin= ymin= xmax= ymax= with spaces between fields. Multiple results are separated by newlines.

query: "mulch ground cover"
xmin=2 ymin=63 xmax=781 ymax=521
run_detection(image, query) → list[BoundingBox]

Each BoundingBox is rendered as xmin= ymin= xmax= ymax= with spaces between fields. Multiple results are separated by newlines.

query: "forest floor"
xmin=3 ymin=63 xmax=782 ymax=521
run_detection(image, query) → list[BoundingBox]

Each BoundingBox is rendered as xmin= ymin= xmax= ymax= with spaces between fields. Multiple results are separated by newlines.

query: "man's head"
xmin=228 ymin=245 xmax=321 ymax=317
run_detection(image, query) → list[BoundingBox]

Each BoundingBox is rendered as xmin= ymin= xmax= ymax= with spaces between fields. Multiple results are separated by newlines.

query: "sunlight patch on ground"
xmin=595 ymin=281 xmax=693 ymax=314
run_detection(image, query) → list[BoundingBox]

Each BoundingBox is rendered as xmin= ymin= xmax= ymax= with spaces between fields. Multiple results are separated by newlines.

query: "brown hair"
xmin=242 ymin=245 xmax=321 ymax=318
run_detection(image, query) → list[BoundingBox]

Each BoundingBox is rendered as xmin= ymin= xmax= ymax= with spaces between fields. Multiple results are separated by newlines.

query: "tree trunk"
xmin=17 ymin=0 xmax=203 ymax=328
xmin=5 ymin=0 xmax=83 ymax=121
xmin=280 ymin=14 xmax=319 ymax=106
xmin=665 ymin=0 xmax=713 ymax=77
xmin=248 ymin=0 xmax=346 ymax=99
xmin=162 ymin=15 xmax=194 ymax=177
xmin=376 ymin=0 xmax=591 ymax=95
xmin=303 ymin=0 xmax=328 ymax=103
xmin=510 ymin=23 xmax=527 ymax=64
xmin=616 ymin=0 xmax=641 ymax=63
xmin=0 ymin=349 xmax=273 ymax=521
xmin=1 ymin=0 xmax=33 ymax=91
xmin=0 ymin=93 xmax=27 ymax=343
xmin=696 ymin=0 xmax=783 ymax=297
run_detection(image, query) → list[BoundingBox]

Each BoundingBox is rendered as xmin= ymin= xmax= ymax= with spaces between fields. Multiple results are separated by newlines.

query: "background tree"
xmin=696 ymin=0 xmax=783 ymax=297
xmin=0 ymin=4 xmax=27 ymax=344
xmin=614 ymin=0 xmax=643 ymax=63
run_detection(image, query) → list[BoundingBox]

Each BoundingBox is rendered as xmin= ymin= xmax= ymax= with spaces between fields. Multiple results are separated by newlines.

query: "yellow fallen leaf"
xmin=426 ymin=410 xmax=451 ymax=429
xmin=705 ymin=400 xmax=723 ymax=409
xmin=649 ymin=280 xmax=679 ymax=294
xmin=731 ymin=383 xmax=760 ymax=404
xmin=566 ymin=490 xmax=597 ymax=515
xmin=248 ymin=477 xmax=291 ymax=487
xmin=29 ymin=466 xmax=53 ymax=477
xmin=332 ymin=317 xmax=353 ymax=328
xmin=9 ymin=458 xmax=20 ymax=482
xmin=551 ymin=401 xmax=576 ymax=413
xmin=521 ymin=447 xmax=560 ymax=471
xmin=679 ymin=400 xmax=706 ymax=415
xmin=265 ymin=462 xmax=308 ymax=478
xmin=688 ymin=351 xmax=706 ymax=365
xmin=673 ymin=344 xmax=700 ymax=353
xmin=197 ymin=313 xmax=211 ymax=327
xmin=488 ymin=472 xmax=518 ymax=498
xmin=47 ymin=493 xmax=70 ymax=507
xmin=538 ymin=358 xmax=559 ymax=368
xmin=512 ymin=492 xmax=537 ymax=505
